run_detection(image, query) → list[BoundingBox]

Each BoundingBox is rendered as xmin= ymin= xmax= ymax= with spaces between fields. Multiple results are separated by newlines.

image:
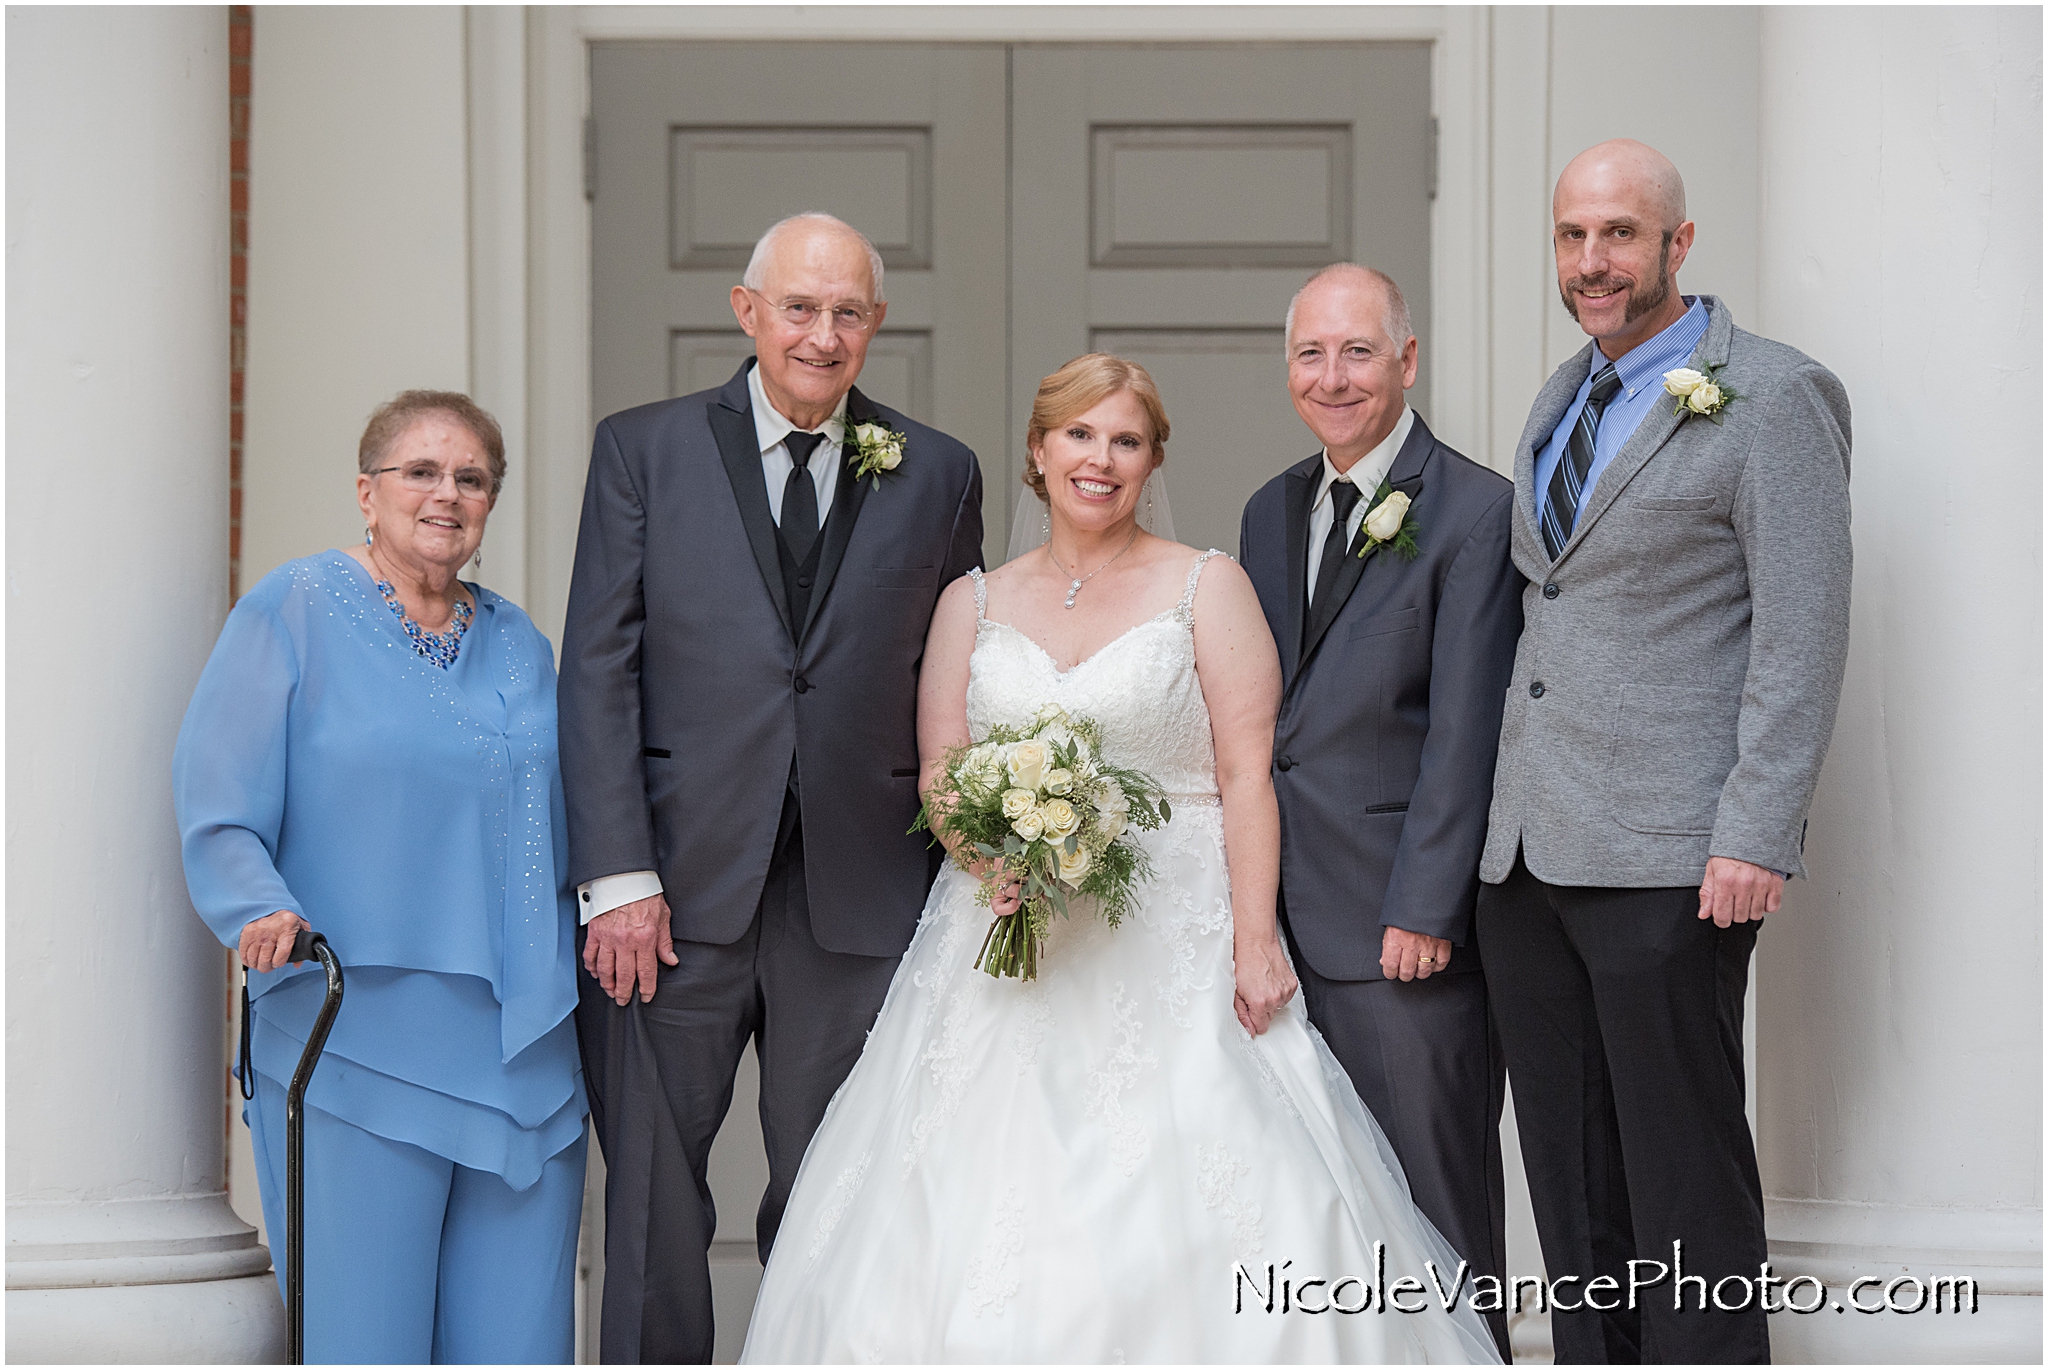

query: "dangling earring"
xmin=364 ymin=526 xmax=373 ymax=546
xmin=1145 ymin=481 xmax=1155 ymax=524
xmin=1042 ymin=507 xmax=1051 ymax=539
xmin=472 ymin=543 xmax=483 ymax=571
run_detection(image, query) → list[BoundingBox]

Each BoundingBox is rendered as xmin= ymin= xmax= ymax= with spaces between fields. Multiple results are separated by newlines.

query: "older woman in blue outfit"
xmin=174 ymin=391 xmax=586 ymax=1363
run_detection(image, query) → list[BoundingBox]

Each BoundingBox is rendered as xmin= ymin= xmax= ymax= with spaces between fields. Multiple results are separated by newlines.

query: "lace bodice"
xmin=965 ymin=550 xmax=1223 ymax=799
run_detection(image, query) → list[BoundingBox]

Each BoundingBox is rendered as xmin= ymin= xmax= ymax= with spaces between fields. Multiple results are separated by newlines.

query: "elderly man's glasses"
xmin=745 ymin=287 xmax=879 ymax=335
xmin=370 ymin=462 xmax=494 ymax=498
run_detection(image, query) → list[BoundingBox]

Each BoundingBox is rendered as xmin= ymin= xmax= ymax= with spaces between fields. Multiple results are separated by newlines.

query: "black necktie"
xmin=1310 ymin=478 xmax=1364 ymax=610
xmin=780 ymin=430 xmax=828 ymax=564
xmin=1541 ymin=362 xmax=1625 ymax=559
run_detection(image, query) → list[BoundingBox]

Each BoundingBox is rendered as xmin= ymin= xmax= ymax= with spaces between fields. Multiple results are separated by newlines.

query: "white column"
xmin=5 ymin=8 xmax=285 ymax=1361
xmin=1757 ymin=8 xmax=2042 ymax=1362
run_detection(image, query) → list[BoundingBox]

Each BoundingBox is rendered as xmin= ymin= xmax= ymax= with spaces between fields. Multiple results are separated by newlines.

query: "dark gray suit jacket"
xmin=558 ymin=361 xmax=983 ymax=957
xmin=1240 ymin=414 xmax=1523 ymax=981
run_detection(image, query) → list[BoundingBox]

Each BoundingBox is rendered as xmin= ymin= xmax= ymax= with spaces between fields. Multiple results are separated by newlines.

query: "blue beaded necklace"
xmin=374 ymin=579 xmax=473 ymax=669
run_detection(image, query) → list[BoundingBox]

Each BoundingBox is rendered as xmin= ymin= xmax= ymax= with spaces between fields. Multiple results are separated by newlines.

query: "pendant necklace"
xmin=1047 ymin=525 xmax=1141 ymax=609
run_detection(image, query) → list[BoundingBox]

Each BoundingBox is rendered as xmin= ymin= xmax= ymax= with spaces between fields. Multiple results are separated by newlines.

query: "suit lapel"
xmin=1556 ymin=296 xmax=1734 ymax=564
xmin=711 ymin=362 xmax=793 ymax=642
xmin=1279 ymin=453 xmax=1318 ymax=680
xmin=1295 ymin=416 xmax=1434 ymax=678
xmin=798 ymin=385 xmax=877 ymax=643
xmin=1516 ymin=344 xmax=1595 ymax=569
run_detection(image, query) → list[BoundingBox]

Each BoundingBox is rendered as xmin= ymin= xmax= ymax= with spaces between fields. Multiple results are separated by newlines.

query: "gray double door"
xmin=587 ymin=38 xmax=1431 ymax=1360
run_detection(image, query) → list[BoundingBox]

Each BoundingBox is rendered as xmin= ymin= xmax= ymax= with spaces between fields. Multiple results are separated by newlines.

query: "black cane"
xmin=281 ymin=928 xmax=344 ymax=1365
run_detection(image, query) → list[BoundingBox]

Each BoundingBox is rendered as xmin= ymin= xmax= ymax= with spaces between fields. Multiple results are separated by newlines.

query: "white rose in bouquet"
xmin=1006 ymin=740 xmax=1050 ymax=791
xmin=1662 ymin=367 xmax=1707 ymax=397
xmin=957 ymin=744 xmax=1004 ymax=799
xmin=1000 ymin=787 xmax=1038 ymax=821
xmin=1043 ymin=768 xmax=1075 ymax=796
xmin=1040 ymin=798 xmax=1081 ymax=841
xmin=1011 ymin=807 xmax=1046 ymax=842
xmin=1056 ymin=843 xmax=1093 ymax=887
xmin=1095 ymin=780 xmax=1130 ymax=841
xmin=1686 ymin=381 xmax=1723 ymax=415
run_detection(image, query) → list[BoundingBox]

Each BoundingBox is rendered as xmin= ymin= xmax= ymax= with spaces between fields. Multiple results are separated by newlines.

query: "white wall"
xmin=1755 ymin=9 xmax=2042 ymax=1358
xmin=241 ymin=5 xmax=470 ymax=592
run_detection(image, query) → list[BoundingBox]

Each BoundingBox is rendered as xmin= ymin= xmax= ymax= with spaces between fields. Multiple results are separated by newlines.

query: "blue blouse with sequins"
xmin=174 ymin=551 xmax=585 ymax=1189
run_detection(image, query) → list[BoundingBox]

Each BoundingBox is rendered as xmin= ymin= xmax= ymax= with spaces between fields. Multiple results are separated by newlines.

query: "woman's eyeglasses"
xmin=369 ymin=463 xmax=494 ymax=498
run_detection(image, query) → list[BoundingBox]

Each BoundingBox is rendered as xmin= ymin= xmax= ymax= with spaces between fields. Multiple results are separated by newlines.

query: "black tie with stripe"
xmin=1540 ymin=362 xmax=1624 ymax=559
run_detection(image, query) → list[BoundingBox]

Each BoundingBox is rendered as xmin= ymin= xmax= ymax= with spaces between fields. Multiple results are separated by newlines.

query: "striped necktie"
xmin=1540 ymin=362 xmax=1625 ymax=559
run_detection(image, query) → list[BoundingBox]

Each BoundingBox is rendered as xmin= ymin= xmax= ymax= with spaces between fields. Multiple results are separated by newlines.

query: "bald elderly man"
xmin=1479 ymin=141 xmax=1851 ymax=1363
xmin=560 ymin=212 xmax=982 ymax=1362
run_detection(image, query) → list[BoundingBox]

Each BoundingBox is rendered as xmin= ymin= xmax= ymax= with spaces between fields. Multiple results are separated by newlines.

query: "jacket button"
xmin=1529 ymin=681 xmax=1546 ymax=699
xmin=1275 ymin=755 xmax=1294 ymax=772
xmin=1543 ymin=582 xmax=1560 ymax=599
xmin=794 ymin=675 xmax=810 ymax=694
xmin=797 ymin=575 xmax=813 ymax=589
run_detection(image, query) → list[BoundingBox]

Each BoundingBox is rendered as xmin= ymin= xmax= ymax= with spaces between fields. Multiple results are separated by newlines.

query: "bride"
xmin=741 ymin=354 xmax=1500 ymax=1363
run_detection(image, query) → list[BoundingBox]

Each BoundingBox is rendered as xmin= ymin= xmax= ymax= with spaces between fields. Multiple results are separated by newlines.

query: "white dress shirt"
xmin=576 ymin=367 xmax=852 ymax=925
xmin=1305 ymin=405 xmax=1415 ymax=603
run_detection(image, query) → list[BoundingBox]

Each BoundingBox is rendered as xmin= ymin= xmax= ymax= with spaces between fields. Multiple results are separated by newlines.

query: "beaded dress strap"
xmin=1175 ymin=549 xmax=1224 ymax=625
xmin=967 ymin=566 xmax=987 ymax=621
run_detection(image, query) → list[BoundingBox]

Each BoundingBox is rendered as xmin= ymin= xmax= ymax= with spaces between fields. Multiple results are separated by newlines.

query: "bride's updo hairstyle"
xmin=1023 ymin=353 xmax=1171 ymax=503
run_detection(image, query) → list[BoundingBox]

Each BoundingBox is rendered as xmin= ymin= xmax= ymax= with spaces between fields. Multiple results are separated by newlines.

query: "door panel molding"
xmin=669 ymin=125 xmax=934 ymax=270
xmin=1090 ymin=124 xmax=1353 ymax=268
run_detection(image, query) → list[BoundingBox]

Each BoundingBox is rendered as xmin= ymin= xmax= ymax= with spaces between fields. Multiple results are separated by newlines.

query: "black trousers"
xmin=1290 ymin=937 xmax=1512 ymax=1360
xmin=1477 ymin=855 xmax=1768 ymax=1364
xmin=576 ymin=792 xmax=900 ymax=1364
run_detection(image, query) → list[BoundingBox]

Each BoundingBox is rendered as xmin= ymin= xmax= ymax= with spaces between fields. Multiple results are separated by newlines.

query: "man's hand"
xmin=239 ymin=910 xmax=310 ymax=973
xmin=1698 ymin=856 xmax=1783 ymax=928
xmin=583 ymin=893 xmax=679 ymax=1005
xmin=1381 ymin=926 xmax=1453 ymax=981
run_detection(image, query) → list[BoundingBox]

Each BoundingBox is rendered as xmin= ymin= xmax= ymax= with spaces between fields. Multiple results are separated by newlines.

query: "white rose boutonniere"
xmin=1354 ymin=479 xmax=1422 ymax=563
xmin=1662 ymin=362 xmax=1740 ymax=424
xmin=847 ymin=419 xmax=907 ymax=488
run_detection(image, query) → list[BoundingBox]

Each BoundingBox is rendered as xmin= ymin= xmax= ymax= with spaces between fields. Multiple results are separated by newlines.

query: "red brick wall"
xmin=229 ymin=5 xmax=251 ymax=600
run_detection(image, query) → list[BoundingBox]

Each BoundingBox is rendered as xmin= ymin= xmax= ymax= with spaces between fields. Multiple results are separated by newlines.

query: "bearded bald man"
xmin=1479 ymin=141 xmax=1852 ymax=1363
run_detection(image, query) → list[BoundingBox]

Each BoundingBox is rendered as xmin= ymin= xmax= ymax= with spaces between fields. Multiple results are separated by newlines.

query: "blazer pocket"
xmin=871 ymin=565 xmax=939 ymax=590
xmin=1347 ymin=606 xmax=1422 ymax=640
xmin=1607 ymin=683 xmax=1741 ymax=835
xmin=1633 ymin=495 xmax=1718 ymax=512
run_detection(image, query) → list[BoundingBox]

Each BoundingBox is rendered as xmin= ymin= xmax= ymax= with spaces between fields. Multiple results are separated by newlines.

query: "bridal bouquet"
xmin=913 ymin=704 xmax=1172 ymax=980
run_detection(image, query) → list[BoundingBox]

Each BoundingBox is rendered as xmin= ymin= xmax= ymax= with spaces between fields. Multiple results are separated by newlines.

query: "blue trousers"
xmin=246 ymin=1074 xmax=586 ymax=1364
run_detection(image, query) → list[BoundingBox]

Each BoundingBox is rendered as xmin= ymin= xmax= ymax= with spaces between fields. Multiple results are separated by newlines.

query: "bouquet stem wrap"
xmin=913 ymin=705 xmax=1172 ymax=980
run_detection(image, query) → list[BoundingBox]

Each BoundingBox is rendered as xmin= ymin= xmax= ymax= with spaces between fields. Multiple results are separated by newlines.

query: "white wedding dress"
xmin=741 ymin=552 xmax=1500 ymax=1364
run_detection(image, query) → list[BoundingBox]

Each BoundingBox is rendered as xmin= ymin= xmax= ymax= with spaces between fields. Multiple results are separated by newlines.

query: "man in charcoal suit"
xmin=559 ymin=212 xmax=983 ymax=1362
xmin=1479 ymin=140 xmax=1852 ymax=1363
xmin=1239 ymin=264 xmax=1523 ymax=1359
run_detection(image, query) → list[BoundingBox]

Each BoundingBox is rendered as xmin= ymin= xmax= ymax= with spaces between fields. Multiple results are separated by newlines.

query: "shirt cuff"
xmin=578 ymin=870 xmax=663 ymax=925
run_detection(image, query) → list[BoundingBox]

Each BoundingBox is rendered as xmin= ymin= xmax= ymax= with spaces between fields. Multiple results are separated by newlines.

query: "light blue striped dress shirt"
xmin=1534 ymin=295 xmax=1710 ymax=524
